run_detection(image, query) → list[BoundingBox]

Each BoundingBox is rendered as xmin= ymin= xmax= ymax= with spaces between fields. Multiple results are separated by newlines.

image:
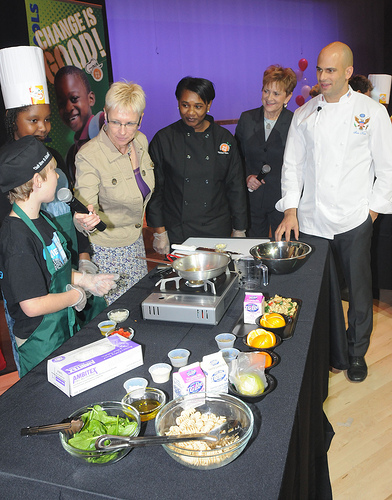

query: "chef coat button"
xmin=205 ymin=133 xmax=210 ymax=138
xmin=184 ymin=201 xmax=188 ymax=206
xmin=205 ymin=179 xmax=209 ymax=184
xmin=204 ymin=202 xmax=207 ymax=207
xmin=185 ymin=178 xmax=190 ymax=182
xmin=205 ymin=155 xmax=209 ymax=160
xmin=142 ymin=170 xmax=146 ymax=176
xmin=187 ymin=132 xmax=191 ymax=137
xmin=186 ymin=154 xmax=191 ymax=159
xmin=135 ymin=223 xmax=141 ymax=228
xmin=112 ymin=178 xmax=117 ymax=185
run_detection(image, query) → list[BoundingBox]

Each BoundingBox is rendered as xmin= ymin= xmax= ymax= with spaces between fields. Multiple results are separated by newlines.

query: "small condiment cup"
xmin=123 ymin=377 xmax=148 ymax=397
xmin=98 ymin=320 xmax=117 ymax=336
xmin=221 ymin=347 xmax=240 ymax=363
xmin=168 ymin=349 xmax=190 ymax=368
xmin=148 ymin=363 xmax=172 ymax=383
xmin=215 ymin=333 xmax=236 ymax=349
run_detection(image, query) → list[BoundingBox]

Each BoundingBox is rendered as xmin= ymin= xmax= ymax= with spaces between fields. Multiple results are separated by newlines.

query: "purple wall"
xmin=105 ymin=0 xmax=385 ymax=140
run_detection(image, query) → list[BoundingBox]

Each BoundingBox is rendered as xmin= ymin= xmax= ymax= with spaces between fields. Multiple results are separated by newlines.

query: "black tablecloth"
xmin=0 ymin=238 xmax=339 ymax=500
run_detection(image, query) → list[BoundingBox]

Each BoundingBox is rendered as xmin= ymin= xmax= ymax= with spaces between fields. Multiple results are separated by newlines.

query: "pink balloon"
xmin=298 ymin=58 xmax=308 ymax=72
xmin=294 ymin=69 xmax=303 ymax=82
xmin=295 ymin=95 xmax=305 ymax=106
xmin=301 ymin=85 xmax=311 ymax=99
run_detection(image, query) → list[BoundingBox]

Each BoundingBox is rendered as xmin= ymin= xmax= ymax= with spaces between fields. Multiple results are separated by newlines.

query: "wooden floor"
xmin=1 ymin=256 xmax=392 ymax=498
xmin=325 ymin=290 xmax=392 ymax=499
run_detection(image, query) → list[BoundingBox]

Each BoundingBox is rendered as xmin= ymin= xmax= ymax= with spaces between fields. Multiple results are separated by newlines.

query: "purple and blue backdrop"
xmin=105 ymin=0 xmax=385 ymax=140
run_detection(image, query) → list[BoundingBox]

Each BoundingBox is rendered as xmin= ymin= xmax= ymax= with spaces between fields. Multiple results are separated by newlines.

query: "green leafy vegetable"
xmin=68 ymin=404 xmax=138 ymax=463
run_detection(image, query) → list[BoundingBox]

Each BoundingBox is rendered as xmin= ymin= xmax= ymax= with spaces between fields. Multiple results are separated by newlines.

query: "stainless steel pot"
xmin=172 ymin=253 xmax=231 ymax=281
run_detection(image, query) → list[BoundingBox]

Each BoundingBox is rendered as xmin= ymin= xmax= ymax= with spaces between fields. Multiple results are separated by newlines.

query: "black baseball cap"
xmin=0 ymin=135 xmax=53 ymax=193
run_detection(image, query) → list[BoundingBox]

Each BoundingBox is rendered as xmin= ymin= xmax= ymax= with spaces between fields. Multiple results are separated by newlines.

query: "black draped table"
xmin=0 ymin=238 xmax=339 ymax=500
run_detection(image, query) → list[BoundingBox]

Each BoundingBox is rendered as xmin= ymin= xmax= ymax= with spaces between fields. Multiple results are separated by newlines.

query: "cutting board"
xmin=178 ymin=237 xmax=269 ymax=258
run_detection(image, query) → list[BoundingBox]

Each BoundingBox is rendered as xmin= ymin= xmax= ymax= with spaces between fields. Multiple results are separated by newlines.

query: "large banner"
xmin=24 ymin=0 xmax=111 ymax=157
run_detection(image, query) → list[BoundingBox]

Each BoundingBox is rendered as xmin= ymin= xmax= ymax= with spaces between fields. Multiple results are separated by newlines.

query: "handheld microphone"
xmin=57 ymin=187 xmax=107 ymax=231
xmin=248 ymin=164 xmax=271 ymax=192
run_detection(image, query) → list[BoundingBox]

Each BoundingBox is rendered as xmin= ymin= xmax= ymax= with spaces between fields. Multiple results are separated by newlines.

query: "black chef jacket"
xmin=147 ymin=115 xmax=248 ymax=245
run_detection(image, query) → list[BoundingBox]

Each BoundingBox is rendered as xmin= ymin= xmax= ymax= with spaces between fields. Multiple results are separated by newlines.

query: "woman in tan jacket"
xmin=75 ymin=81 xmax=154 ymax=304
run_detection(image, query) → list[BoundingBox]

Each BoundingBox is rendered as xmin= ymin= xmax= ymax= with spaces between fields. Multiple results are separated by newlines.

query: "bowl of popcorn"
xmin=155 ymin=392 xmax=254 ymax=470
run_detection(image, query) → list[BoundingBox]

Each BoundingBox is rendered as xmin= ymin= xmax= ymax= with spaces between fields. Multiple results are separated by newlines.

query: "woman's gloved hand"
xmin=153 ymin=231 xmax=170 ymax=254
xmin=232 ymin=229 xmax=246 ymax=238
xmin=66 ymin=284 xmax=87 ymax=312
xmin=78 ymin=259 xmax=99 ymax=274
xmin=77 ymin=272 xmax=119 ymax=297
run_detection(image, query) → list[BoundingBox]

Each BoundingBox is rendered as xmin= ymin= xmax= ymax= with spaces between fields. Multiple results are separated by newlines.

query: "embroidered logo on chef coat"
xmin=218 ymin=142 xmax=230 ymax=154
xmin=354 ymin=114 xmax=370 ymax=131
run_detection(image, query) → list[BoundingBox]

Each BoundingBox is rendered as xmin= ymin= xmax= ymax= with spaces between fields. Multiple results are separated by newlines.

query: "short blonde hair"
xmin=105 ymin=81 xmax=146 ymax=116
xmin=8 ymin=158 xmax=56 ymax=203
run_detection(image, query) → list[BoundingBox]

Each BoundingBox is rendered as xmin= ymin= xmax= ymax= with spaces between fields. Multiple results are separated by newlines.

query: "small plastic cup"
xmin=98 ymin=320 xmax=117 ymax=336
xmin=221 ymin=347 xmax=240 ymax=363
xmin=148 ymin=363 xmax=172 ymax=384
xmin=215 ymin=333 xmax=236 ymax=350
xmin=168 ymin=349 xmax=190 ymax=368
xmin=123 ymin=377 xmax=148 ymax=397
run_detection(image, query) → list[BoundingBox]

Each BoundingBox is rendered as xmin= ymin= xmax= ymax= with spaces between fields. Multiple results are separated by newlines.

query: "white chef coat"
xmin=276 ymin=87 xmax=392 ymax=239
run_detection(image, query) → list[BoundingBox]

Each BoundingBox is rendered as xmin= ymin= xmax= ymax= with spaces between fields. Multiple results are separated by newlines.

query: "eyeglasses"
xmin=107 ymin=117 xmax=141 ymax=130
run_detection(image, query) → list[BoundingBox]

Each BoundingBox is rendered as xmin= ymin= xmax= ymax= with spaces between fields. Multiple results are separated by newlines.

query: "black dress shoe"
xmin=347 ymin=356 xmax=367 ymax=382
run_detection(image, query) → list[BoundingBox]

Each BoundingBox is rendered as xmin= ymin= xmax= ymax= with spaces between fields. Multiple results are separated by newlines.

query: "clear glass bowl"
xmin=155 ymin=392 xmax=254 ymax=470
xmin=59 ymin=401 xmax=141 ymax=465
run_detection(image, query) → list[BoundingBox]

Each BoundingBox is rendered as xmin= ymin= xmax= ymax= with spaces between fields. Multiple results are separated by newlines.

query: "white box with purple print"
xmin=47 ymin=334 xmax=143 ymax=397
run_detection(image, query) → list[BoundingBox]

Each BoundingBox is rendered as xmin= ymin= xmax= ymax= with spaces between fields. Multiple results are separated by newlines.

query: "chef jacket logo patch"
xmin=354 ymin=113 xmax=370 ymax=131
xmin=218 ymin=142 xmax=230 ymax=154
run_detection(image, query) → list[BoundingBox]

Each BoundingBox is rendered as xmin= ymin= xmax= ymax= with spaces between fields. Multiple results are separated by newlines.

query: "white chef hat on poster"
xmin=0 ymin=46 xmax=50 ymax=109
xmin=368 ymin=74 xmax=392 ymax=105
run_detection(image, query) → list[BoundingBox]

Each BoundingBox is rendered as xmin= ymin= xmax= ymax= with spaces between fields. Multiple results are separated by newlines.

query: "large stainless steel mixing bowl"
xmin=172 ymin=252 xmax=230 ymax=281
xmin=250 ymin=241 xmax=312 ymax=275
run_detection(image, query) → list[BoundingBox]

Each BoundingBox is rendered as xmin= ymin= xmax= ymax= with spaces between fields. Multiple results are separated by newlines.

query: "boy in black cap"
xmin=0 ymin=136 xmax=118 ymax=377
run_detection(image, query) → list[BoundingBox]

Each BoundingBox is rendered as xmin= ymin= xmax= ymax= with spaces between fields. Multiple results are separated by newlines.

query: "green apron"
xmin=13 ymin=204 xmax=78 ymax=377
xmin=49 ymin=210 xmax=107 ymax=326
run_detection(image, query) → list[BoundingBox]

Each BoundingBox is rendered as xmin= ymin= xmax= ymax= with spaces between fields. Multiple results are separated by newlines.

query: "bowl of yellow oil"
xmin=122 ymin=387 xmax=166 ymax=422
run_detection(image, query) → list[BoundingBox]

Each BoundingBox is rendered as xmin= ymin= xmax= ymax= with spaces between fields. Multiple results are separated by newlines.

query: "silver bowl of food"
xmin=249 ymin=241 xmax=312 ymax=275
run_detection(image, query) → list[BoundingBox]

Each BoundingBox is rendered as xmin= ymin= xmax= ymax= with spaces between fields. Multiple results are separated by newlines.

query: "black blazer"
xmin=235 ymin=106 xmax=293 ymax=208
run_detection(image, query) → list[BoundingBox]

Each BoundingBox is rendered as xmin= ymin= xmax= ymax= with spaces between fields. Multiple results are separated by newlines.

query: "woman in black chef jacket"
xmin=146 ymin=77 xmax=248 ymax=254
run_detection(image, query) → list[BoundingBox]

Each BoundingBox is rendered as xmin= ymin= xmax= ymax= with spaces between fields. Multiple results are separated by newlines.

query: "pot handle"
xmin=256 ymin=263 xmax=269 ymax=286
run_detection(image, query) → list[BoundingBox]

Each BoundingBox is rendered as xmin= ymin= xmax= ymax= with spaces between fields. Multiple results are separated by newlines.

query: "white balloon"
xmin=301 ymin=85 xmax=311 ymax=99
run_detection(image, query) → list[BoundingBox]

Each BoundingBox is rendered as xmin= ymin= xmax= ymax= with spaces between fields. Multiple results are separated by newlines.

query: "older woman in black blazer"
xmin=236 ymin=65 xmax=297 ymax=237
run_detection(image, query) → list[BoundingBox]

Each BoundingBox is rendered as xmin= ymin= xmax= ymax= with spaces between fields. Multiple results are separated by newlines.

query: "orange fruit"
xmin=247 ymin=329 xmax=276 ymax=348
xmin=260 ymin=313 xmax=286 ymax=329
xmin=255 ymin=351 xmax=273 ymax=368
xmin=246 ymin=328 xmax=267 ymax=345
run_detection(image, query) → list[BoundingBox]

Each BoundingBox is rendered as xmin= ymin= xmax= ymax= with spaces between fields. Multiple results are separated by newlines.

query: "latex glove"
xmin=78 ymin=259 xmax=98 ymax=274
xmin=66 ymin=284 xmax=87 ymax=312
xmin=78 ymin=271 xmax=119 ymax=297
xmin=153 ymin=231 xmax=170 ymax=254
xmin=232 ymin=229 xmax=246 ymax=238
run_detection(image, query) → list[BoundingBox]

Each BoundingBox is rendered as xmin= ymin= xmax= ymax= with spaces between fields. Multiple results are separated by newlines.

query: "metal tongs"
xmin=95 ymin=419 xmax=242 ymax=451
xmin=21 ymin=417 xmax=84 ymax=437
